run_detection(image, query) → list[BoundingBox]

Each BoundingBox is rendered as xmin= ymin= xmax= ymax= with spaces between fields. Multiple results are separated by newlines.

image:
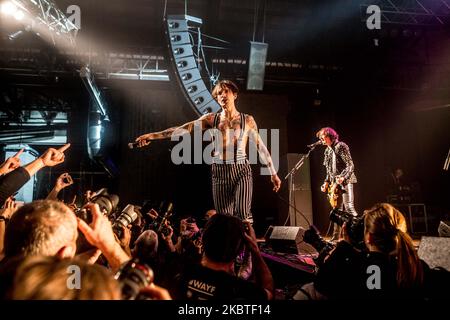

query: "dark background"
xmin=1 ymin=0 xmax=449 ymax=236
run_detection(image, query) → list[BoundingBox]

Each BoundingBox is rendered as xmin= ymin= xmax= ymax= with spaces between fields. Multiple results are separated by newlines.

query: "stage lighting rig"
xmin=1 ymin=0 xmax=79 ymax=46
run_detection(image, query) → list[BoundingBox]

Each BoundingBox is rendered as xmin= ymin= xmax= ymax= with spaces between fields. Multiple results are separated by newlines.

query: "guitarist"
xmin=317 ymin=127 xmax=358 ymax=240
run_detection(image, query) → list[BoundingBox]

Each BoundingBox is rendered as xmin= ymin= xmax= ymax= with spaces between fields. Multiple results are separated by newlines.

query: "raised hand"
xmin=77 ymin=203 xmax=117 ymax=252
xmin=161 ymin=223 xmax=173 ymax=241
xmin=67 ymin=195 xmax=78 ymax=211
xmin=135 ymin=134 xmax=152 ymax=148
xmin=40 ymin=143 xmax=71 ymax=167
xmin=0 ymin=196 xmax=19 ymax=219
xmin=0 ymin=148 xmax=24 ymax=175
xmin=77 ymin=203 xmax=130 ymax=272
xmin=55 ymin=172 xmax=74 ymax=190
xmin=147 ymin=208 xmax=159 ymax=220
xmin=84 ymin=190 xmax=96 ymax=202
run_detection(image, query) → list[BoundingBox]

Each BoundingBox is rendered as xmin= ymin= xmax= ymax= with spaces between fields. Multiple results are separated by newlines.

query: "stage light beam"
xmin=1 ymin=1 xmax=17 ymax=15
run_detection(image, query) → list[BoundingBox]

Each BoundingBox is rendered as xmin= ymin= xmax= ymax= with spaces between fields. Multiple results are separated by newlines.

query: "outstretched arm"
xmin=134 ymin=113 xmax=214 ymax=148
xmin=247 ymin=116 xmax=281 ymax=192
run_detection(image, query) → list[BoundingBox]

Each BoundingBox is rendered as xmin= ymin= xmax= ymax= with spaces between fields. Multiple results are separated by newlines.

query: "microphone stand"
xmin=284 ymin=144 xmax=319 ymax=226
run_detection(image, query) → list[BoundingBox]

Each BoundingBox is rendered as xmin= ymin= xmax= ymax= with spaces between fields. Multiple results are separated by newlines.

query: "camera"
xmin=114 ymin=258 xmax=154 ymax=300
xmin=303 ymin=225 xmax=334 ymax=254
xmin=303 ymin=225 xmax=336 ymax=266
xmin=113 ymin=204 xmax=139 ymax=238
xmin=329 ymin=208 xmax=365 ymax=249
xmin=143 ymin=201 xmax=174 ymax=237
xmin=75 ymin=189 xmax=119 ymax=224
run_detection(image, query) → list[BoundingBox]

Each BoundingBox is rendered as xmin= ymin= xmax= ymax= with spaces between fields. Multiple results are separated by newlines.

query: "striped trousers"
xmin=211 ymin=160 xmax=253 ymax=221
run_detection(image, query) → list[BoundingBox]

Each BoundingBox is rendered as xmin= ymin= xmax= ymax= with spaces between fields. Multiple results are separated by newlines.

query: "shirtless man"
xmin=135 ymin=80 xmax=281 ymax=221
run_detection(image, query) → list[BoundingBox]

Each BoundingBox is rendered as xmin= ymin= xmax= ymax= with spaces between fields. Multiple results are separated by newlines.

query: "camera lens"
xmin=90 ymin=191 xmax=119 ymax=217
xmin=329 ymin=209 xmax=353 ymax=227
xmin=75 ymin=208 xmax=93 ymax=224
xmin=115 ymin=259 xmax=154 ymax=300
xmin=115 ymin=204 xmax=138 ymax=229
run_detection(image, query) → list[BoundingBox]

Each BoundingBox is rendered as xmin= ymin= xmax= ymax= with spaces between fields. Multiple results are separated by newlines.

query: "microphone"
xmin=307 ymin=140 xmax=322 ymax=148
xmin=128 ymin=142 xmax=140 ymax=149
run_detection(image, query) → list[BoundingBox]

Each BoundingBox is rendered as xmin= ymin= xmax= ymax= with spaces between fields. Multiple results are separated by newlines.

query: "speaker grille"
xmin=246 ymin=41 xmax=268 ymax=91
xmin=165 ymin=15 xmax=220 ymax=115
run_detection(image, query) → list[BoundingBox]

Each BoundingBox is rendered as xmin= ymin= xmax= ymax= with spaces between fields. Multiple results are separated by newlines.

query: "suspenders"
xmin=212 ymin=112 xmax=246 ymax=163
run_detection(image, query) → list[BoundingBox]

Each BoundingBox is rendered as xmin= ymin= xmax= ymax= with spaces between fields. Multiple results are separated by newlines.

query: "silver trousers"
xmin=333 ymin=183 xmax=357 ymax=238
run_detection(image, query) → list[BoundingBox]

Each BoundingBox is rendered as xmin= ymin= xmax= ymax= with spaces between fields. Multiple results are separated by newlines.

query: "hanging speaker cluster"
xmin=165 ymin=15 xmax=220 ymax=115
xmin=246 ymin=41 xmax=268 ymax=91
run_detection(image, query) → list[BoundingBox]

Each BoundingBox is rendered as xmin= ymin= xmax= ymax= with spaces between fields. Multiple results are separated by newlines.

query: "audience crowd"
xmin=0 ymin=145 xmax=448 ymax=300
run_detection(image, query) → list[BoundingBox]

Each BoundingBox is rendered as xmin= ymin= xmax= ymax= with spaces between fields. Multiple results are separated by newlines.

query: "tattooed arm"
xmin=247 ymin=115 xmax=281 ymax=192
xmin=134 ymin=113 xmax=214 ymax=147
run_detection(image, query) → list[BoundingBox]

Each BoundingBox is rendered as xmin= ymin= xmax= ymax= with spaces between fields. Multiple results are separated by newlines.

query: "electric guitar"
xmin=324 ymin=179 xmax=344 ymax=209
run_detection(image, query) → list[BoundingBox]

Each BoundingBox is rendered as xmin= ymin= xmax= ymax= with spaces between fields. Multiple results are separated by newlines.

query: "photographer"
xmin=174 ymin=214 xmax=273 ymax=300
xmin=296 ymin=203 xmax=438 ymax=300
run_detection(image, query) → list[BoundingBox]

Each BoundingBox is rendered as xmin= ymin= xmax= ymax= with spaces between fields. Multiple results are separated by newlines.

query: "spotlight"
xmin=13 ymin=9 xmax=24 ymax=20
xmin=1 ymin=2 xmax=17 ymax=15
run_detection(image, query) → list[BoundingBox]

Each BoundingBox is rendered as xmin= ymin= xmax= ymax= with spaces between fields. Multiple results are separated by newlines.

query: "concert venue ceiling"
xmin=2 ymin=0 xmax=450 ymax=87
xmin=0 ymin=0 xmax=449 ymax=232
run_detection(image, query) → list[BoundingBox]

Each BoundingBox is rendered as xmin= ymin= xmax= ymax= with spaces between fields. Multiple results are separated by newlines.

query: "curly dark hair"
xmin=316 ymin=127 xmax=339 ymax=143
xmin=211 ymin=80 xmax=239 ymax=99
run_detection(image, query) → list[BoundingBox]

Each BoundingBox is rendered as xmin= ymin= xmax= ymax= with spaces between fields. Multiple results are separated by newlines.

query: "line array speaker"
xmin=165 ymin=15 xmax=220 ymax=115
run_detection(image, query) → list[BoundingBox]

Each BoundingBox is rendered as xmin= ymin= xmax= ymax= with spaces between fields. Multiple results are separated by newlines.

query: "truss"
xmin=361 ymin=0 xmax=450 ymax=26
xmin=11 ymin=0 xmax=79 ymax=46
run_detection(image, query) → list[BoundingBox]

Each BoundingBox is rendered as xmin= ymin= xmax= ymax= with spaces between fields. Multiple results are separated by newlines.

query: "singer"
xmin=134 ymin=80 xmax=281 ymax=222
xmin=316 ymin=127 xmax=358 ymax=240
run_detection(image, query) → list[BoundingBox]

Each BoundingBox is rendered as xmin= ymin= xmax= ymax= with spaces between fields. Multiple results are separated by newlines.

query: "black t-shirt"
xmin=175 ymin=264 xmax=267 ymax=300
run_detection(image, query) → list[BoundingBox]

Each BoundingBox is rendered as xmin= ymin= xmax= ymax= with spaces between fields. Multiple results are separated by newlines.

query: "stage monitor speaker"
xmin=165 ymin=15 xmax=221 ymax=115
xmin=417 ymin=236 xmax=450 ymax=271
xmin=264 ymin=226 xmax=317 ymax=255
xmin=246 ymin=41 xmax=268 ymax=91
